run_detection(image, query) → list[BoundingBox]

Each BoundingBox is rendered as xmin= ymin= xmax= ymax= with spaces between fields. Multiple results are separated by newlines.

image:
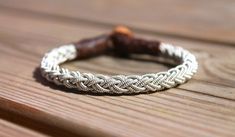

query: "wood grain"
xmin=0 ymin=1 xmax=234 ymax=137
xmin=0 ymin=0 xmax=234 ymax=45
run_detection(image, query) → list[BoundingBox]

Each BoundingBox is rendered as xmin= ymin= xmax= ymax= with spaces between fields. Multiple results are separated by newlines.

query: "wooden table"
xmin=0 ymin=1 xmax=234 ymax=137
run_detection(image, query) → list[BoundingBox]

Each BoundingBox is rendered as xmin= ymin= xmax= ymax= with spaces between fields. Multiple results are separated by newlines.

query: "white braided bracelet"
xmin=40 ymin=26 xmax=198 ymax=94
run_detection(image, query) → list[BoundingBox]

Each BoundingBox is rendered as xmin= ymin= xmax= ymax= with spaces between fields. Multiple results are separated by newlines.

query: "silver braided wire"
xmin=40 ymin=43 xmax=198 ymax=94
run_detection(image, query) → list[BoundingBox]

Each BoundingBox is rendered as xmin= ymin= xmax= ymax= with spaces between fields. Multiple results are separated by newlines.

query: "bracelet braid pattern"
xmin=40 ymin=26 xmax=198 ymax=94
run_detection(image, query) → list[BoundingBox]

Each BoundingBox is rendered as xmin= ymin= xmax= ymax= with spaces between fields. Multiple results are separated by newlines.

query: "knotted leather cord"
xmin=40 ymin=26 xmax=198 ymax=94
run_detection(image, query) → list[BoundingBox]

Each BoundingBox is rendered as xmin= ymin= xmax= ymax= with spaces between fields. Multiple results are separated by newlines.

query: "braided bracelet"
xmin=40 ymin=26 xmax=198 ymax=94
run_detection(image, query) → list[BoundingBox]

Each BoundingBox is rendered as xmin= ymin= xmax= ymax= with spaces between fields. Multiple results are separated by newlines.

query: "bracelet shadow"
xmin=33 ymin=54 xmax=178 ymax=96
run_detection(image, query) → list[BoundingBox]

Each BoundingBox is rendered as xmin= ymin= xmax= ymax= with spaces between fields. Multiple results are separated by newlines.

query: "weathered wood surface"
xmin=0 ymin=0 xmax=235 ymax=45
xmin=0 ymin=1 xmax=234 ymax=137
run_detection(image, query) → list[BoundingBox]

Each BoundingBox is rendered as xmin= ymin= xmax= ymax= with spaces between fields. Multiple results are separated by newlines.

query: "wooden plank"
xmin=0 ymin=0 xmax=234 ymax=45
xmin=0 ymin=5 xmax=234 ymax=137
xmin=0 ymin=6 xmax=234 ymax=88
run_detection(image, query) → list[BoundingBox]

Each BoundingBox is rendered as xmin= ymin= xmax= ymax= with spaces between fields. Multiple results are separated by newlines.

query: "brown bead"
xmin=112 ymin=26 xmax=133 ymax=37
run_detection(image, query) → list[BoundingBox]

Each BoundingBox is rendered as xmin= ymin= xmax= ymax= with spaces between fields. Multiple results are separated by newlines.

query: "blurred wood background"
xmin=0 ymin=0 xmax=234 ymax=137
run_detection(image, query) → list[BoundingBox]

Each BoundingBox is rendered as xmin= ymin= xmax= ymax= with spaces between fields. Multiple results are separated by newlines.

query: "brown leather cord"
xmin=74 ymin=26 xmax=161 ymax=59
xmin=74 ymin=34 xmax=111 ymax=59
